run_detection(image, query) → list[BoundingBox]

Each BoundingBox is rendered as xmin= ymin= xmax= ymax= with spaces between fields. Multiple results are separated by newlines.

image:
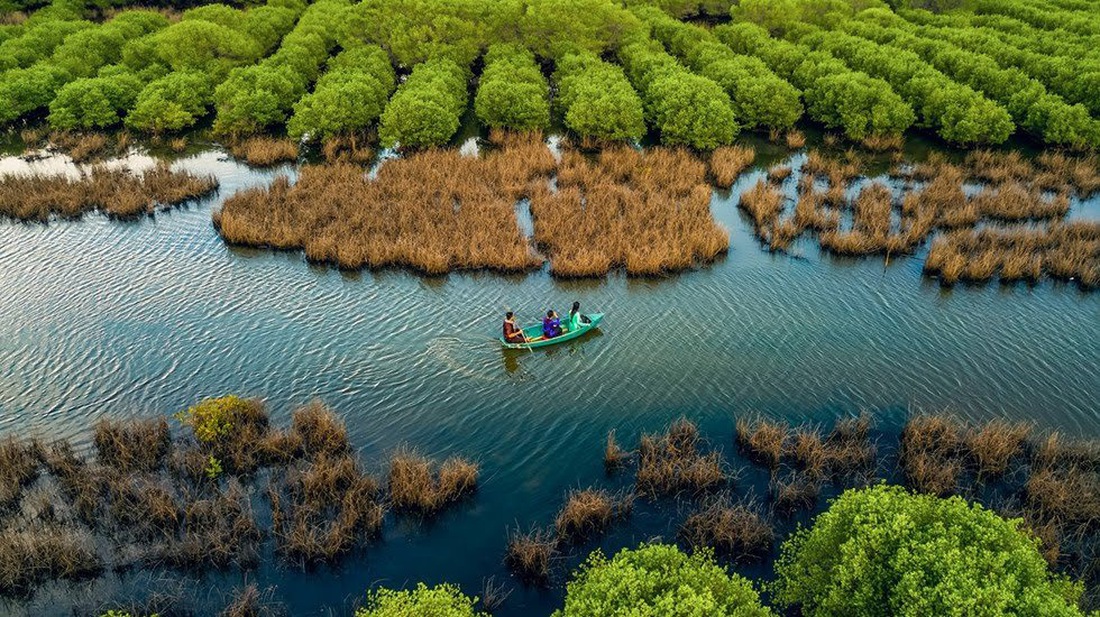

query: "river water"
xmin=0 ymin=137 xmax=1097 ymax=615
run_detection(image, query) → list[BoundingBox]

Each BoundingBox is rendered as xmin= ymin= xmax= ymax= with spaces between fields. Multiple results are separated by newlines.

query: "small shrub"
xmin=175 ymin=395 xmax=259 ymax=443
xmin=773 ymin=484 xmax=1086 ymax=616
xmin=356 ymin=583 xmax=486 ymax=617
xmin=553 ymin=543 xmax=773 ymax=616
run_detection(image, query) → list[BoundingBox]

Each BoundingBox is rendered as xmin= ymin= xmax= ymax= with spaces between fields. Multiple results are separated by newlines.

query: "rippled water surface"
xmin=0 ymin=142 xmax=1098 ymax=615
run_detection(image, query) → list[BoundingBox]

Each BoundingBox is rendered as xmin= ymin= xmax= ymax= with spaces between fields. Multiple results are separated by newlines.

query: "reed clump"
xmin=554 ymin=488 xmax=631 ymax=543
xmin=785 ymin=131 xmax=806 ymax=149
xmin=0 ymin=525 xmax=102 ymax=596
xmin=636 ymin=418 xmax=727 ymax=497
xmin=290 ymin=401 xmax=349 ymax=460
xmin=321 ymin=135 xmax=373 ymax=164
xmin=739 ymin=180 xmax=784 ymax=247
xmin=709 ymin=145 xmax=755 ymax=188
xmin=155 ymin=480 xmax=262 ymax=569
xmin=269 ymin=455 xmax=383 ymax=566
xmin=924 ymin=223 xmax=1099 ymax=289
xmin=533 ymin=147 xmax=727 ymax=277
xmin=970 ymin=183 xmax=1069 ymax=222
xmin=229 ymin=137 xmax=298 ymax=167
xmin=767 ymin=165 xmax=792 ymax=183
xmin=604 ymin=430 xmax=628 ymax=472
xmin=735 ymin=415 xmax=787 ymax=469
xmin=860 ymin=134 xmax=903 ymax=151
xmin=900 ymin=414 xmax=964 ymax=496
xmin=219 ymin=584 xmax=275 ymax=617
xmin=679 ymin=496 xmax=773 ymax=562
xmin=0 ymin=437 xmax=42 ymax=512
xmin=217 ymin=137 xmax=549 ymax=274
xmin=50 ymin=132 xmax=109 ymax=163
xmin=966 ymin=420 xmax=1032 ymax=478
xmin=387 ymin=449 xmax=479 ymax=515
xmin=505 ymin=526 xmax=556 ymax=584
xmin=0 ymin=164 xmax=218 ymax=221
xmin=93 ymin=418 xmax=170 ymax=473
xmin=771 ymin=472 xmax=822 ymax=514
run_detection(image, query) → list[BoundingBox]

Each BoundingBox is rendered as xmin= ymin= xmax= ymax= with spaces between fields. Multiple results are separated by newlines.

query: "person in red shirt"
xmin=503 ymin=311 xmax=528 ymax=344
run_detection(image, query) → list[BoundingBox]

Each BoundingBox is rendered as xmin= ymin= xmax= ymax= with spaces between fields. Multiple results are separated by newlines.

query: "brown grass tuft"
xmin=388 ymin=448 xmax=478 ymax=515
xmin=229 ymin=137 xmax=298 ymax=167
xmin=735 ymin=415 xmax=787 ymax=469
xmin=771 ymin=472 xmax=822 ymax=513
xmin=0 ymin=437 xmax=42 ymax=512
xmin=679 ymin=496 xmax=773 ymax=562
xmin=0 ymin=164 xmax=218 ymax=221
xmin=93 ymin=417 xmax=170 ymax=473
xmin=785 ymin=130 xmax=806 ymax=149
xmin=554 ymin=488 xmax=617 ymax=542
xmin=966 ymin=419 xmax=1031 ymax=478
xmin=505 ymin=526 xmax=556 ymax=584
xmin=0 ymin=525 xmax=102 ymax=596
xmin=710 ymin=145 xmax=755 ymax=188
xmin=604 ymin=429 xmax=628 ymax=472
xmin=291 ymin=401 xmax=349 ymax=459
xmin=636 ymin=418 xmax=727 ymax=497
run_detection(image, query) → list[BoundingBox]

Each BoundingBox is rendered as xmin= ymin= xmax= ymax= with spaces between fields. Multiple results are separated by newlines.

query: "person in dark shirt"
xmin=503 ymin=311 xmax=528 ymax=344
xmin=542 ymin=310 xmax=562 ymax=338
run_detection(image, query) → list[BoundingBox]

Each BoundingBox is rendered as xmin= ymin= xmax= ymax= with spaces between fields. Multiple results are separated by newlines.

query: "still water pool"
xmin=0 ymin=142 xmax=1097 ymax=615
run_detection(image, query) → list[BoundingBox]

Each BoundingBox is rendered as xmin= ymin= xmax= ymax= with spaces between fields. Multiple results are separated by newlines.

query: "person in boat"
xmin=503 ymin=311 xmax=528 ymax=344
xmin=543 ymin=310 xmax=562 ymax=338
xmin=567 ymin=301 xmax=591 ymax=331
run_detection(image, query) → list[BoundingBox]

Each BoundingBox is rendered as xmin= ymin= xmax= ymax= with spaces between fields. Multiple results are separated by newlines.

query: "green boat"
xmin=500 ymin=313 xmax=604 ymax=349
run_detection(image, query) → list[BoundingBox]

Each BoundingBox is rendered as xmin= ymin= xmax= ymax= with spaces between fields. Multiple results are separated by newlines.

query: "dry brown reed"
xmin=168 ymin=137 xmax=188 ymax=153
xmin=636 ymin=418 xmax=726 ymax=497
xmin=321 ymin=135 xmax=373 ymax=164
xmin=768 ymin=165 xmax=792 ymax=183
xmin=970 ymin=183 xmax=1069 ymax=222
xmin=0 ymin=525 xmax=102 ymax=595
xmin=52 ymin=132 xmax=109 ymax=163
xmin=533 ymin=147 xmax=728 ymax=276
xmin=739 ymin=180 xmax=784 ymax=247
xmin=217 ymin=137 xmax=551 ymax=274
xmin=900 ymin=414 xmax=964 ymax=496
xmin=1036 ymin=152 xmax=1100 ymax=195
xmin=735 ymin=415 xmax=786 ymax=469
xmin=0 ymin=164 xmax=218 ymax=221
xmin=709 ymin=145 xmax=755 ymax=188
xmin=0 ymin=437 xmax=41 ymax=512
xmin=924 ymin=222 xmax=1099 ymax=288
xmin=387 ymin=448 xmax=479 ymax=515
xmin=771 ymin=472 xmax=822 ymax=513
xmin=219 ymin=584 xmax=274 ymax=617
xmin=554 ymin=488 xmax=619 ymax=542
xmin=505 ymin=526 xmax=556 ymax=583
xmin=229 ymin=137 xmax=298 ymax=167
xmin=785 ymin=131 xmax=806 ymax=149
xmin=788 ymin=427 xmax=828 ymax=477
xmin=860 ymin=134 xmax=904 ymax=151
xmin=93 ymin=418 xmax=170 ymax=473
xmin=290 ymin=401 xmax=349 ymax=460
xmin=966 ymin=420 xmax=1031 ymax=478
xmin=604 ymin=429 xmax=628 ymax=472
xmin=156 ymin=480 xmax=262 ymax=569
xmin=680 ymin=495 xmax=773 ymax=561
xmin=270 ymin=455 xmax=382 ymax=566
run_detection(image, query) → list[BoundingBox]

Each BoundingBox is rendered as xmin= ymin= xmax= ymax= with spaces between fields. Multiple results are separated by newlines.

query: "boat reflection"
xmin=500 ymin=328 xmax=605 ymax=374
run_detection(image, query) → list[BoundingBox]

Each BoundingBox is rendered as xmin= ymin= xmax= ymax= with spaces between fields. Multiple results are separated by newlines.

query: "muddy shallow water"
xmin=0 ymin=135 xmax=1097 ymax=615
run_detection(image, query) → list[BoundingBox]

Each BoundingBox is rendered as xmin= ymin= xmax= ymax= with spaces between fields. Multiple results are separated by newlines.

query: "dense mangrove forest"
xmin=0 ymin=0 xmax=1098 ymax=612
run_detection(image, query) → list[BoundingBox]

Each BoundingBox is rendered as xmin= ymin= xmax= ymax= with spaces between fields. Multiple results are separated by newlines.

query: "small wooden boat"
xmin=500 ymin=313 xmax=604 ymax=349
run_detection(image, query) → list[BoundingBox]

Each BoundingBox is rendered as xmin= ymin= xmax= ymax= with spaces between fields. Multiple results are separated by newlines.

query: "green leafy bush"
xmin=0 ymin=20 xmax=91 ymax=73
xmin=555 ymin=543 xmax=773 ymax=616
xmin=617 ymin=38 xmax=738 ymax=149
xmin=714 ymin=22 xmax=914 ymax=140
xmin=126 ymin=70 xmax=215 ymax=133
xmin=48 ymin=70 xmax=144 ymax=130
xmin=355 ymin=583 xmax=486 ymax=617
xmin=553 ymin=52 xmax=646 ymax=142
xmin=214 ymin=0 xmax=347 ymax=135
xmin=174 ymin=394 xmax=255 ymax=443
xmin=635 ymin=6 xmax=802 ymax=131
xmin=474 ymin=43 xmax=550 ymax=132
xmin=378 ymin=57 xmax=469 ymax=149
xmin=288 ymin=44 xmax=396 ymax=140
xmin=774 ymin=484 xmax=1086 ymax=617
